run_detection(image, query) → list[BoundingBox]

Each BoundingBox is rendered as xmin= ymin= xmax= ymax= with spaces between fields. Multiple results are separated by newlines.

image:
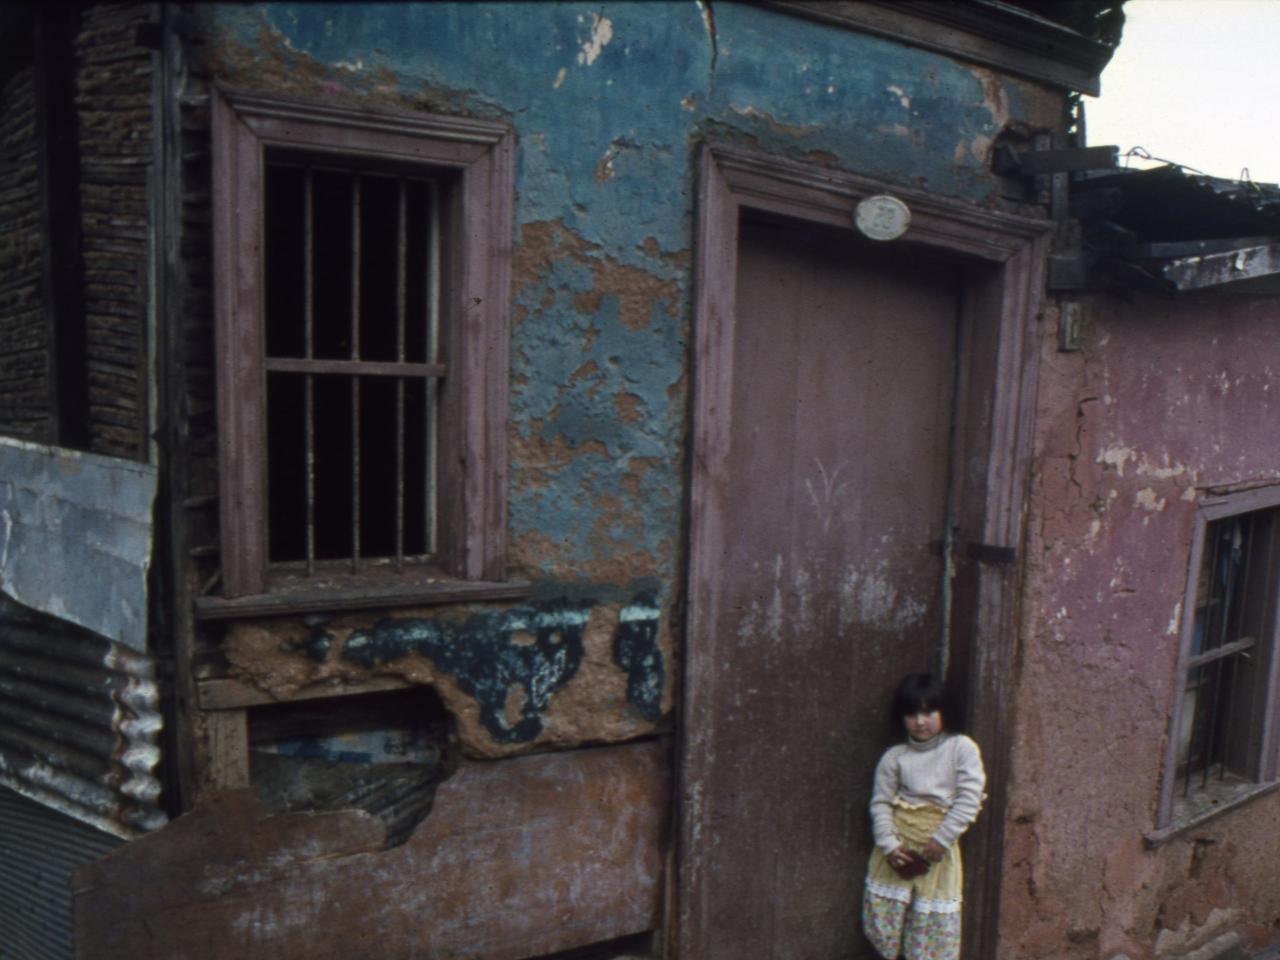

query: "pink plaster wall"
xmin=1000 ymin=293 xmax=1280 ymax=960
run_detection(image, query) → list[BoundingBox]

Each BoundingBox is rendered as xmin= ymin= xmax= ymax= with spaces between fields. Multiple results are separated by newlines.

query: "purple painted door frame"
xmin=678 ymin=145 xmax=1052 ymax=959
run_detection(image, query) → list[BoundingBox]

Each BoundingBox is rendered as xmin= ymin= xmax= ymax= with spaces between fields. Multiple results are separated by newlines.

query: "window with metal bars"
xmin=1159 ymin=490 xmax=1280 ymax=831
xmin=263 ymin=160 xmax=441 ymax=572
xmin=210 ymin=91 xmax=514 ymax=609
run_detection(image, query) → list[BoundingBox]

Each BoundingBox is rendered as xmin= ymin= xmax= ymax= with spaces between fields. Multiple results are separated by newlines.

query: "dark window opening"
xmin=262 ymin=158 xmax=442 ymax=572
xmin=1176 ymin=507 xmax=1278 ymax=801
xmin=248 ymin=686 xmax=455 ymax=849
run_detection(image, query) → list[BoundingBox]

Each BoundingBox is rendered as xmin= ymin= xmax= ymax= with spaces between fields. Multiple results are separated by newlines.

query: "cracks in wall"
xmin=1069 ymin=395 xmax=1100 ymax=499
xmin=695 ymin=0 xmax=717 ymax=74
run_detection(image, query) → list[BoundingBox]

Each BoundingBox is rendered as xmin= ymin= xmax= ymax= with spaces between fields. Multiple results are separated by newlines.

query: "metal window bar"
xmin=427 ymin=180 xmax=441 ymax=556
xmin=1201 ymin=518 xmax=1249 ymax=787
xmin=395 ymin=178 xmax=407 ymax=569
xmin=1243 ymin=512 xmax=1277 ymax=765
xmin=1181 ymin=512 xmax=1270 ymax=796
xmin=304 ymin=168 xmax=316 ymax=576
xmin=350 ymin=176 xmax=362 ymax=572
xmin=265 ymin=165 xmax=445 ymax=574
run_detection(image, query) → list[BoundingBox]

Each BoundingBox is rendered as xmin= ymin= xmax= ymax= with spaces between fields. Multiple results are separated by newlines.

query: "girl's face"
xmin=903 ymin=707 xmax=943 ymax=741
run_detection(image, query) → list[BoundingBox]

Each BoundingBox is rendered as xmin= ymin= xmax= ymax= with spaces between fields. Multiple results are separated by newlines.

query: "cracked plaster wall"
xmin=1001 ymin=295 xmax=1280 ymax=960
xmin=191 ymin=2 xmax=1062 ymax=753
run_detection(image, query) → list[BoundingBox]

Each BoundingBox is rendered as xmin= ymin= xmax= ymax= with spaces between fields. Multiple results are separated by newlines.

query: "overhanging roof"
xmin=760 ymin=0 xmax=1123 ymax=95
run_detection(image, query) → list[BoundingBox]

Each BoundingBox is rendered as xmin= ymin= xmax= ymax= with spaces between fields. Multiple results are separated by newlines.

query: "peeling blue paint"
xmin=613 ymin=592 xmax=664 ymax=721
xmin=340 ymin=601 xmax=589 ymax=743
xmin=205 ymin=2 xmax=1053 ymax=584
xmin=293 ymin=595 xmax=668 ymax=742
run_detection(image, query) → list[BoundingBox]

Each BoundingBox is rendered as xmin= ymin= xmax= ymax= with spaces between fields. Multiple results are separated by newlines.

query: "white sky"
xmin=1085 ymin=0 xmax=1280 ymax=184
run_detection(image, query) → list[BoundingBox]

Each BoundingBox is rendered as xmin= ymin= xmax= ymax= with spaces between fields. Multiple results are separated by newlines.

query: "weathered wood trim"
xmin=757 ymin=0 xmax=1114 ymax=96
xmin=680 ymin=144 xmax=1052 ymax=960
xmin=459 ymin=125 xmax=514 ymax=582
xmin=966 ymin=229 xmax=1050 ymax=959
xmin=75 ymin=742 xmax=669 ymax=960
xmin=220 ymin=88 xmax=511 ymax=146
xmin=193 ymin=576 xmax=531 ymax=620
xmin=212 ymin=89 xmax=268 ymax=597
xmin=209 ymin=89 xmax=513 ymax=601
xmin=677 ymin=146 xmax=740 ymax=960
xmin=1158 ymin=484 xmax=1280 ymax=827
xmin=198 ymin=675 xmax=412 ymax=711
xmin=201 ymin=709 xmax=249 ymax=793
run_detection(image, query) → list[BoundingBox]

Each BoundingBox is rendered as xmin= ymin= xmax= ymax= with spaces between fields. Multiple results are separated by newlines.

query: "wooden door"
xmin=685 ymin=215 xmax=963 ymax=959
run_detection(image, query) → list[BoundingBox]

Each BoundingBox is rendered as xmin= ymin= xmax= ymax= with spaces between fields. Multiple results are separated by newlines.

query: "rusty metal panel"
xmin=0 ymin=437 xmax=156 ymax=652
xmin=687 ymin=218 xmax=960 ymax=958
xmin=0 ymin=784 xmax=122 ymax=960
xmin=0 ymin=593 xmax=165 ymax=838
xmin=0 ymin=437 xmax=163 ymax=839
xmin=75 ymin=742 xmax=667 ymax=960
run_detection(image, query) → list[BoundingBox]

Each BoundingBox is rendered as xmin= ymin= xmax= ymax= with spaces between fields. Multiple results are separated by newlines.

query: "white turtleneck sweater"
xmin=870 ymin=731 xmax=986 ymax=856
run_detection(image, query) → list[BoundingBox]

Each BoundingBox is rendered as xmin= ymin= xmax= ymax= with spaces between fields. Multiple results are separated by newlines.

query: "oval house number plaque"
xmin=854 ymin=194 xmax=910 ymax=241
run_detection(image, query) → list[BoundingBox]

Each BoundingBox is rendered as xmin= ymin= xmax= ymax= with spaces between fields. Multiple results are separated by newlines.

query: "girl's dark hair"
xmin=890 ymin=673 xmax=960 ymax=731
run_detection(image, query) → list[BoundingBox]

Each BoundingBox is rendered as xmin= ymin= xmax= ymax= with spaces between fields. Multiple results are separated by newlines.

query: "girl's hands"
xmin=888 ymin=839 xmax=946 ymax=868
xmin=886 ymin=846 xmax=913 ymax=869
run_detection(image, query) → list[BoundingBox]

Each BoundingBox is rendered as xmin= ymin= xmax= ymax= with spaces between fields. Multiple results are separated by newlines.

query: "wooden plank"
xmin=758 ymin=0 xmax=1112 ymax=95
xmin=201 ymin=709 xmax=249 ymax=792
xmin=192 ymin=575 xmax=531 ymax=620
xmin=198 ymin=675 xmax=412 ymax=711
xmin=212 ymin=89 xmax=268 ymax=596
xmin=264 ymin=357 xmax=446 ymax=378
xmin=75 ymin=742 xmax=668 ymax=960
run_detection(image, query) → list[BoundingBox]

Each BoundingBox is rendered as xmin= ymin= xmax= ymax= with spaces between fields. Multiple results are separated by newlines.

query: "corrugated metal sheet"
xmin=0 ymin=437 xmax=156 ymax=653
xmin=0 ymin=439 xmax=163 ymax=838
xmin=0 ymin=594 xmax=165 ymax=838
xmin=0 ymin=784 xmax=122 ymax=960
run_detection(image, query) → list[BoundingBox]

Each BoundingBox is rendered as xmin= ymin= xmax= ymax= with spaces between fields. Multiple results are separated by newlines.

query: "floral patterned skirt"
xmin=862 ymin=801 xmax=963 ymax=960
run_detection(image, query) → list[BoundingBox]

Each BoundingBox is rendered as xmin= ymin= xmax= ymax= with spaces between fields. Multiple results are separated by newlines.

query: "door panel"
xmin=696 ymin=217 xmax=961 ymax=958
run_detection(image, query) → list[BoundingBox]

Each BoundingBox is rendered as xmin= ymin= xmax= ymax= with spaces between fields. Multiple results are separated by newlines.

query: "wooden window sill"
xmin=1146 ymin=779 xmax=1280 ymax=847
xmin=194 ymin=573 xmax=531 ymax=620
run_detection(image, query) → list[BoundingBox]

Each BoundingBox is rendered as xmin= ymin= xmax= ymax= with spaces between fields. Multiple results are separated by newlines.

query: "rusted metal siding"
xmin=0 ymin=785 xmax=122 ymax=960
xmin=0 ymin=438 xmax=163 ymax=838
xmin=0 ymin=618 xmax=163 ymax=840
xmin=0 ymin=29 xmax=49 ymax=442
xmin=0 ymin=438 xmax=155 ymax=651
xmin=0 ymin=593 xmax=165 ymax=839
xmin=76 ymin=3 xmax=153 ymax=461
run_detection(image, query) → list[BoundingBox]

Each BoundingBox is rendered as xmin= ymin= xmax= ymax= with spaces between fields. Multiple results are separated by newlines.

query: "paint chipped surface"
xmin=576 ymin=12 xmax=613 ymax=66
xmin=0 ymin=437 xmax=156 ymax=652
xmin=1009 ymin=291 xmax=1280 ymax=958
xmin=223 ymin=593 xmax=673 ymax=758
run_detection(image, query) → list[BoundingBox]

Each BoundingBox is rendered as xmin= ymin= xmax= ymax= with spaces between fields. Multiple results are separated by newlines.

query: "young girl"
xmin=862 ymin=673 xmax=986 ymax=960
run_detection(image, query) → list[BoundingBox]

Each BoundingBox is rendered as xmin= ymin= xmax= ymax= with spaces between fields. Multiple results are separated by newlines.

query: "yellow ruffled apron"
xmin=862 ymin=800 xmax=963 ymax=960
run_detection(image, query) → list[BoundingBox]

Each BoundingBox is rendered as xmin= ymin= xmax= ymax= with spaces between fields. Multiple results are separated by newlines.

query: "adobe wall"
xmin=184 ymin=0 xmax=1063 ymax=761
xmin=1003 ymin=292 xmax=1280 ymax=960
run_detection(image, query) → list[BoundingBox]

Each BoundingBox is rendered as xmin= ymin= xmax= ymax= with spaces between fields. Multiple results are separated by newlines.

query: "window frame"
xmin=1154 ymin=485 xmax=1280 ymax=837
xmin=210 ymin=89 xmax=514 ymax=604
